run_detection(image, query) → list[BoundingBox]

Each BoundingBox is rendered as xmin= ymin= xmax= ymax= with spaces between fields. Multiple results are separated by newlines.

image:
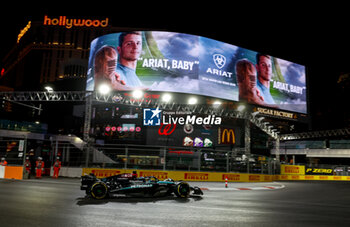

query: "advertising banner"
xmin=305 ymin=167 xmax=333 ymax=175
xmin=82 ymin=168 xmax=274 ymax=182
xmin=86 ymin=31 xmax=307 ymax=114
xmin=145 ymin=116 xmax=244 ymax=148
xmin=281 ymin=164 xmax=305 ymax=175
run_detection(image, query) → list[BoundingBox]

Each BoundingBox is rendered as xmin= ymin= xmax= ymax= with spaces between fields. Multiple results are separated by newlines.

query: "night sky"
xmin=1 ymin=4 xmax=349 ymax=130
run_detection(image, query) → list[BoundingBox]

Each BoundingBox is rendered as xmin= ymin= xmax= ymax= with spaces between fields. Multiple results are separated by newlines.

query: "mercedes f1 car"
xmin=81 ymin=173 xmax=203 ymax=199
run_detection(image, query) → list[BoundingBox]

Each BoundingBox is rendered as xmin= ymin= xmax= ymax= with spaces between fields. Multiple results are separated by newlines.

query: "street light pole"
xmin=83 ymin=92 xmax=93 ymax=167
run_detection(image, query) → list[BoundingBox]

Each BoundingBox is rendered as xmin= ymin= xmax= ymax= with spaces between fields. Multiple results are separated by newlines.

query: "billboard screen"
xmin=86 ymin=31 xmax=307 ymax=114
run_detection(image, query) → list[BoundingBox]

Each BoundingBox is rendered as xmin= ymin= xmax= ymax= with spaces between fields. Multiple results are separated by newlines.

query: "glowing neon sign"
xmin=43 ymin=15 xmax=109 ymax=29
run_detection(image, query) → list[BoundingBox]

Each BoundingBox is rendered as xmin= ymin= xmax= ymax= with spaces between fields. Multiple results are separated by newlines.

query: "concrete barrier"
xmin=0 ymin=166 xmax=23 ymax=180
xmin=0 ymin=166 xmax=4 ymax=178
xmin=50 ymin=167 xmax=82 ymax=178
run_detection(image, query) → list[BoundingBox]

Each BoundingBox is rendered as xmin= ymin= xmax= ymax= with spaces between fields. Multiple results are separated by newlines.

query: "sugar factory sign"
xmin=255 ymin=107 xmax=297 ymax=120
xmin=43 ymin=15 xmax=109 ymax=29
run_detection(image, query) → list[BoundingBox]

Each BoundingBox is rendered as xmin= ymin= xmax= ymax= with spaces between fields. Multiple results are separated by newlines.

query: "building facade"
xmin=0 ymin=15 xmax=308 ymax=163
xmin=1 ymin=16 xmax=120 ymax=90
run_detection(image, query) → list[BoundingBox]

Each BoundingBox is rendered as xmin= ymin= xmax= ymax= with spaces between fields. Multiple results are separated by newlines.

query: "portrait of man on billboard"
xmin=236 ymin=58 xmax=278 ymax=108
xmin=116 ymin=31 xmax=144 ymax=89
xmin=255 ymin=53 xmax=276 ymax=105
xmin=93 ymin=31 xmax=145 ymax=91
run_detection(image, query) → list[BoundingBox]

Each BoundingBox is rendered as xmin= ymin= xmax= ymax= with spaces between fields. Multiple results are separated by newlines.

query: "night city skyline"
xmin=2 ymin=5 xmax=350 ymax=227
xmin=1 ymin=5 xmax=350 ymax=131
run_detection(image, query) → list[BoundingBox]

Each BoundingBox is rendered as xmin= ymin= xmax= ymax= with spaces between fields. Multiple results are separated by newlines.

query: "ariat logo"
xmin=43 ymin=15 xmax=109 ymax=29
xmin=213 ymin=54 xmax=226 ymax=69
xmin=205 ymin=54 xmax=232 ymax=78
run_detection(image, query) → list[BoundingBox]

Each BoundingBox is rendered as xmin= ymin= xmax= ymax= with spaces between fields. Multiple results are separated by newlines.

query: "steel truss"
xmin=0 ymin=91 xmax=278 ymax=139
xmin=0 ymin=91 xmax=88 ymax=102
xmin=279 ymin=128 xmax=350 ymax=141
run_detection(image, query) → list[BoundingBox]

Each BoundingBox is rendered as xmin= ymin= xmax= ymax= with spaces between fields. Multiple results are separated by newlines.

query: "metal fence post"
xmin=124 ymin=146 xmax=128 ymax=169
xmin=198 ymin=150 xmax=201 ymax=171
xmin=21 ymin=137 xmax=27 ymax=168
xmin=247 ymin=155 xmax=250 ymax=174
xmin=226 ymin=151 xmax=229 ymax=172
xmin=84 ymin=92 xmax=92 ymax=167
xmin=163 ymin=147 xmax=166 ymax=171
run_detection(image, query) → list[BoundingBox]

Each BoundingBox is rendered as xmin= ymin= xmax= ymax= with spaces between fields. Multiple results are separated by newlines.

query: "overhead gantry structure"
xmin=0 ymin=91 xmax=279 ymax=140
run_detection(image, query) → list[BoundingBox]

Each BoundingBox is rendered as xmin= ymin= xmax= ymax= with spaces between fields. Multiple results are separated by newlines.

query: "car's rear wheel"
xmin=90 ymin=182 xmax=108 ymax=199
xmin=174 ymin=182 xmax=190 ymax=198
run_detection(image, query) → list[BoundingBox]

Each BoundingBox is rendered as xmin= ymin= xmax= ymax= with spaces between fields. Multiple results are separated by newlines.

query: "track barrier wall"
xmin=80 ymin=168 xmax=350 ymax=182
xmin=2 ymin=166 xmax=350 ymax=182
xmin=0 ymin=166 xmax=4 ymax=178
xmin=82 ymin=168 xmax=274 ymax=182
xmin=277 ymin=164 xmax=350 ymax=181
xmin=276 ymin=175 xmax=350 ymax=181
xmin=0 ymin=166 xmax=23 ymax=180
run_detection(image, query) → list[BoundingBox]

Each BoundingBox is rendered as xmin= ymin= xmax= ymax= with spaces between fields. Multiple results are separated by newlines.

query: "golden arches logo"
xmin=220 ymin=128 xmax=235 ymax=144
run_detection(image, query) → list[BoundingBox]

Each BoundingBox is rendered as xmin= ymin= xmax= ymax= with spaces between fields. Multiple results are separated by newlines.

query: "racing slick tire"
xmin=174 ymin=182 xmax=190 ymax=198
xmin=90 ymin=182 xmax=109 ymax=199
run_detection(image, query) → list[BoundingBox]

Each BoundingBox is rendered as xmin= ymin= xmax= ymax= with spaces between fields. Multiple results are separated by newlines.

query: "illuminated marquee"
xmin=255 ymin=107 xmax=296 ymax=120
xmin=43 ymin=15 xmax=109 ymax=29
xmin=17 ymin=21 xmax=31 ymax=43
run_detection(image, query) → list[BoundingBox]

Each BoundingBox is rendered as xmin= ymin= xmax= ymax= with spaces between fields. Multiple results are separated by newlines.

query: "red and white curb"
xmin=200 ymin=183 xmax=285 ymax=191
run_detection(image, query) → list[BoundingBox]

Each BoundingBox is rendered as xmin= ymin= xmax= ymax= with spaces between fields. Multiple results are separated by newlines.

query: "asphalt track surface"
xmin=1 ymin=178 xmax=350 ymax=226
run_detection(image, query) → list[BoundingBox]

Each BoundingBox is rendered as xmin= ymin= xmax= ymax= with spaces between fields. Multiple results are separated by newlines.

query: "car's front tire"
xmin=174 ymin=182 xmax=190 ymax=198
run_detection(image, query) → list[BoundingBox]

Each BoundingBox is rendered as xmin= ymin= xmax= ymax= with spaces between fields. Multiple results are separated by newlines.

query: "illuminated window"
xmin=63 ymin=64 xmax=87 ymax=78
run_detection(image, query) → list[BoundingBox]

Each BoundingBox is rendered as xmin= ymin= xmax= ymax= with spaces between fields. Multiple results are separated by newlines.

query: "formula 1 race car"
xmin=81 ymin=173 xmax=203 ymax=199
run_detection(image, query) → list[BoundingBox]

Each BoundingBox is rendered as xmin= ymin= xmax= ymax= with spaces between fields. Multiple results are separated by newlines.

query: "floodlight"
xmin=98 ymin=84 xmax=111 ymax=95
xmin=213 ymin=100 xmax=222 ymax=108
xmin=132 ymin=90 xmax=143 ymax=98
xmin=162 ymin=93 xmax=172 ymax=102
xmin=237 ymin=104 xmax=245 ymax=112
xmin=44 ymin=86 xmax=53 ymax=92
xmin=188 ymin=97 xmax=197 ymax=105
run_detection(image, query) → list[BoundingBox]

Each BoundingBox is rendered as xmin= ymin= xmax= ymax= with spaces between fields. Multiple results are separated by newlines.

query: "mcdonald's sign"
xmin=218 ymin=128 xmax=235 ymax=144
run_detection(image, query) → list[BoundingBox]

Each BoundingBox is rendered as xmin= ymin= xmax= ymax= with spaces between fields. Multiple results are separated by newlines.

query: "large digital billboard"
xmin=86 ymin=31 xmax=307 ymax=114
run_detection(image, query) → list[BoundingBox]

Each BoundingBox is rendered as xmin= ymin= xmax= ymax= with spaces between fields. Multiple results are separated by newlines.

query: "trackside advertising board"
xmin=86 ymin=31 xmax=307 ymax=114
xmin=280 ymin=164 xmax=305 ymax=175
xmin=82 ymin=168 xmax=274 ymax=182
xmin=81 ymin=168 xmax=350 ymax=182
